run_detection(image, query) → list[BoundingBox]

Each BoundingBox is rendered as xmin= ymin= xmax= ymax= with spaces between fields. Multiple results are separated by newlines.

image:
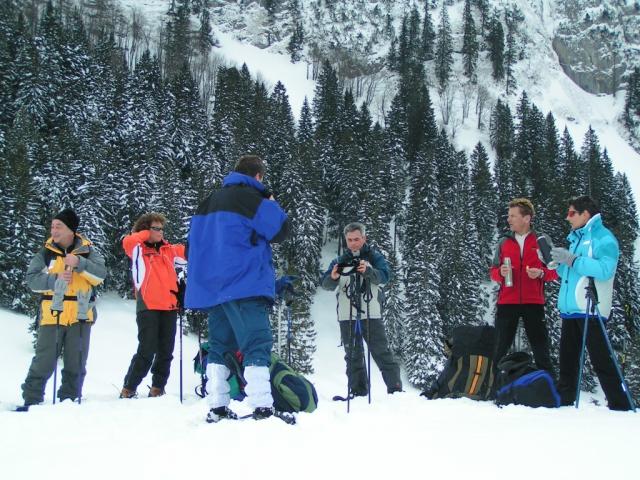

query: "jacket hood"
xmin=222 ymin=172 xmax=265 ymax=193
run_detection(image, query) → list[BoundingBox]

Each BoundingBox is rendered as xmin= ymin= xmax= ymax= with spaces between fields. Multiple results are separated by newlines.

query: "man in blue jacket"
xmin=551 ymin=196 xmax=632 ymax=410
xmin=186 ymin=155 xmax=290 ymax=422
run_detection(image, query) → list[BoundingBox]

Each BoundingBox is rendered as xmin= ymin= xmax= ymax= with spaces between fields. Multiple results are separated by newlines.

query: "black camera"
xmin=337 ymin=257 xmax=361 ymax=276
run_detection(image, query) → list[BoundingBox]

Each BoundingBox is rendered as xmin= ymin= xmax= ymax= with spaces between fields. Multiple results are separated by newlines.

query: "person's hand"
xmin=330 ymin=264 xmax=340 ymax=280
xmin=60 ymin=269 xmax=73 ymax=283
xmin=356 ymin=260 xmax=368 ymax=274
xmin=63 ymin=254 xmax=79 ymax=269
xmin=551 ymin=247 xmax=576 ymax=267
xmin=526 ymin=266 xmax=543 ymax=279
xmin=499 ymin=264 xmax=511 ymax=278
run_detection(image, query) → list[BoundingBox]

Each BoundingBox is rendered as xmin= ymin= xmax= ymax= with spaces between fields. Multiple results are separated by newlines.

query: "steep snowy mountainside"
xmin=115 ymin=0 xmax=640 ymax=198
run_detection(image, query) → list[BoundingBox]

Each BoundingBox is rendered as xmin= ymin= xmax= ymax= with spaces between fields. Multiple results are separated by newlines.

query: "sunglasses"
xmin=150 ymin=226 xmax=164 ymax=232
xmin=567 ymin=210 xmax=580 ymax=218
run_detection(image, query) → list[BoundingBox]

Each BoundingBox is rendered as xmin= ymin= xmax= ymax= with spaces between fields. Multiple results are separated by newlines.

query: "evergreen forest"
xmin=1 ymin=0 xmax=639 ymax=401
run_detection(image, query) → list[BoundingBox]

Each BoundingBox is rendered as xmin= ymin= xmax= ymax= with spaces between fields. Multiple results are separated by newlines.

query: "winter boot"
xmin=206 ymin=406 xmax=238 ymax=423
xmin=387 ymin=383 xmax=404 ymax=394
xmin=148 ymin=387 xmax=165 ymax=397
xmin=252 ymin=406 xmax=274 ymax=420
xmin=119 ymin=387 xmax=137 ymax=399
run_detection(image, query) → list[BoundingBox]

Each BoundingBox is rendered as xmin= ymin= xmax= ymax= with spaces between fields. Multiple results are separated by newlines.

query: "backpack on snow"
xmin=494 ymin=352 xmax=560 ymax=408
xmin=421 ymin=325 xmax=496 ymax=401
xmin=193 ymin=347 xmax=318 ymax=413
xmin=269 ymin=353 xmax=318 ymax=413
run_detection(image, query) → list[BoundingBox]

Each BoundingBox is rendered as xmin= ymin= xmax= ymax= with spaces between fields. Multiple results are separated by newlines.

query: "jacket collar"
xmin=45 ymin=234 xmax=91 ymax=255
xmin=223 ymin=172 xmax=265 ymax=193
xmin=568 ymin=213 xmax=602 ymax=241
xmin=341 ymin=243 xmax=371 ymax=261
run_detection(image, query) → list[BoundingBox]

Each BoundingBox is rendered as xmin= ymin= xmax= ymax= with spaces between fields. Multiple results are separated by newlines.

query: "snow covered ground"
xmin=1 ymin=248 xmax=639 ymax=480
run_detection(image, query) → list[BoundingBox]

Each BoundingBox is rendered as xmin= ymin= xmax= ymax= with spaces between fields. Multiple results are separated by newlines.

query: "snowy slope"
xmin=116 ymin=0 xmax=640 ymax=202
xmin=1 ymin=246 xmax=639 ymax=479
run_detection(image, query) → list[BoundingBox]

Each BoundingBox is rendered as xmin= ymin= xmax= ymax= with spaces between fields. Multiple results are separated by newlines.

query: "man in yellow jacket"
xmin=18 ymin=209 xmax=106 ymax=410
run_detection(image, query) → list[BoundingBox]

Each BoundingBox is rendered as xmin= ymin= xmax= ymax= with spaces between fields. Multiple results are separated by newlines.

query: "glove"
xmin=50 ymin=277 xmax=68 ymax=313
xmin=275 ymin=275 xmax=298 ymax=304
xmin=76 ymin=289 xmax=92 ymax=322
xmin=551 ymin=247 xmax=577 ymax=267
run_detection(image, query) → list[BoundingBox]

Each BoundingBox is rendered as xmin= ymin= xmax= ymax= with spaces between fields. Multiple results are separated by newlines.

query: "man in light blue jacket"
xmin=551 ymin=196 xmax=632 ymax=410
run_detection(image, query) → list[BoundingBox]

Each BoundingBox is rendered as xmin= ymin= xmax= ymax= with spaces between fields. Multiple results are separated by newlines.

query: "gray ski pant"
xmin=21 ymin=322 xmax=92 ymax=405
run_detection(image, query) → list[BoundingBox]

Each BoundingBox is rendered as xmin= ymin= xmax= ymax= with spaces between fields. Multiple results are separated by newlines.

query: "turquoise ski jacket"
xmin=557 ymin=214 xmax=618 ymax=320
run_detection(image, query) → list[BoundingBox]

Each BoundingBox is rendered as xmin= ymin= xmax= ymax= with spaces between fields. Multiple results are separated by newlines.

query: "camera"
xmin=337 ymin=257 xmax=361 ymax=276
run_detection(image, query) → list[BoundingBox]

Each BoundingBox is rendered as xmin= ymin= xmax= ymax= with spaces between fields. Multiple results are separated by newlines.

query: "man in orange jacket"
xmin=120 ymin=212 xmax=187 ymax=398
xmin=490 ymin=198 xmax=557 ymax=373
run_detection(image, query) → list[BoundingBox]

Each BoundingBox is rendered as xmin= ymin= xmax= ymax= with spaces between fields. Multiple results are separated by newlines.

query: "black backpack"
xmin=495 ymin=352 xmax=561 ymax=408
xmin=422 ymin=325 xmax=496 ymax=401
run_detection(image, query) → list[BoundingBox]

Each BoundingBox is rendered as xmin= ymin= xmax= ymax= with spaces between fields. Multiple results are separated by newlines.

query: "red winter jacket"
xmin=123 ymin=230 xmax=187 ymax=311
xmin=489 ymin=232 xmax=558 ymax=305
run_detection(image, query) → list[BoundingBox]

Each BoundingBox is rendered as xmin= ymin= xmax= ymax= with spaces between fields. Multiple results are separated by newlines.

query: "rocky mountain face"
xmin=207 ymin=0 xmax=639 ymax=95
xmin=551 ymin=0 xmax=639 ymax=94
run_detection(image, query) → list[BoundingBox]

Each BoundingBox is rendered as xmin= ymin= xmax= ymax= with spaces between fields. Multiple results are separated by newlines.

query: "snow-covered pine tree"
xmin=434 ymin=1 xmax=453 ymax=91
xmin=559 ymin=126 xmax=583 ymax=201
xmin=486 ymin=9 xmax=504 ymax=81
xmin=263 ymin=82 xmax=320 ymax=373
xmin=420 ymin=0 xmax=435 ymax=62
xmin=489 ymin=99 xmax=515 ymax=227
xmin=312 ymin=59 xmax=340 ymax=236
xmin=403 ymin=145 xmax=444 ymax=388
xmin=469 ymin=142 xmax=496 ymax=267
xmin=434 ymin=134 xmax=483 ymax=332
xmin=461 ymin=0 xmax=478 ymax=81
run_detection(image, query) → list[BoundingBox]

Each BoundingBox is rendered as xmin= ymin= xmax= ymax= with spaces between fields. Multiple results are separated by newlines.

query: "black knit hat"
xmin=54 ymin=208 xmax=80 ymax=233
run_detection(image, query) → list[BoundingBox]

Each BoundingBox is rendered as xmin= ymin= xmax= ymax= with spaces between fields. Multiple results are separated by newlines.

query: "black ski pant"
xmin=123 ymin=309 xmax=177 ymax=391
xmin=22 ymin=322 xmax=92 ymax=405
xmin=557 ymin=317 xmax=632 ymax=411
xmin=494 ymin=304 xmax=554 ymax=374
xmin=339 ymin=318 xmax=401 ymax=394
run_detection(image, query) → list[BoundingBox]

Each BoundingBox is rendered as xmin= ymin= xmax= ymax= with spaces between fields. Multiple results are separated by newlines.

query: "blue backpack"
xmin=495 ymin=352 xmax=560 ymax=408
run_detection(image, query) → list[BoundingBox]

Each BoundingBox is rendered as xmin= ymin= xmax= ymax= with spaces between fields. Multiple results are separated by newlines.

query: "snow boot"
xmin=119 ymin=387 xmax=137 ymax=399
xmin=148 ymin=387 xmax=165 ymax=397
xmin=206 ymin=406 xmax=238 ymax=423
xmin=252 ymin=406 xmax=274 ymax=420
xmin=387 ymin=383 xmax=404 ymax=394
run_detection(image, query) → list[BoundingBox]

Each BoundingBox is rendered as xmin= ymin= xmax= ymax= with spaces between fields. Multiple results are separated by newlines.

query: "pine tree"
xmin=419 ymin=0 xmax=435 ymax=61
xmin=434 ymin=2 xmax=453 ymax=91
xmin=461 ymin=0 xmax=478 ymax=80
xmin=489 ymin=99 xmax=515 ymax=222
xmin=487 ymin=10 xmax=504 ymax=81
xmin=312 ymin=60 xmax=341 ymax=236
xmin=470 ymin=142 xmax=497 ymax=266
xmin=559 ymin=127 xmax=583 ymax=201
xmin=504 ymin=11 xmax=517 ymax=95
xmin=623 ymin=67 xmax=639 ymax=137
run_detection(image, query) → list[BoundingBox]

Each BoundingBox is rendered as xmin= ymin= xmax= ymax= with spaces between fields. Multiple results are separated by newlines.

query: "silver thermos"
xmin=503 ymin=257 xmax=513 ymax=287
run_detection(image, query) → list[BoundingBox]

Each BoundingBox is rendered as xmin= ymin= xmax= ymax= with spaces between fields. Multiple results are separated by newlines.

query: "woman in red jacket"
xmin=490 ymin=198 xmax=558 ymax=373
xmin=120 ymin=213 xmax=187 ymax=398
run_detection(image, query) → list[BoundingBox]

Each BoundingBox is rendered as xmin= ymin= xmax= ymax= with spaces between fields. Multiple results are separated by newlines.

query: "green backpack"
xmin=269 ymin=353 xmax=318 ymax=413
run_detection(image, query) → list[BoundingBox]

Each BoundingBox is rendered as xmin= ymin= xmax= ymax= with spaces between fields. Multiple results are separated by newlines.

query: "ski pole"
xmin=364 ymin=279 xmax=372 ymax=405
xmin=590 ymin=303 xmax=636 ymax=412
xmin=575 ymin=295 xmax=590 ymax=409
xmin=52 ymin=311 xmax=61 ymax=405
xmin=286 ymin=304 xmax=292 ymax=365
xmin=179 ymin=308 xmax=183 ymax=404
xmin=77 ymin=321 xmax=84 ymax=404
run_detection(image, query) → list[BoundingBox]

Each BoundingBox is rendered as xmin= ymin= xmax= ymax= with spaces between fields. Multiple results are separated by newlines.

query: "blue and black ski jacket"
xmin=185 ymin=172 xmax=289 ymax=309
